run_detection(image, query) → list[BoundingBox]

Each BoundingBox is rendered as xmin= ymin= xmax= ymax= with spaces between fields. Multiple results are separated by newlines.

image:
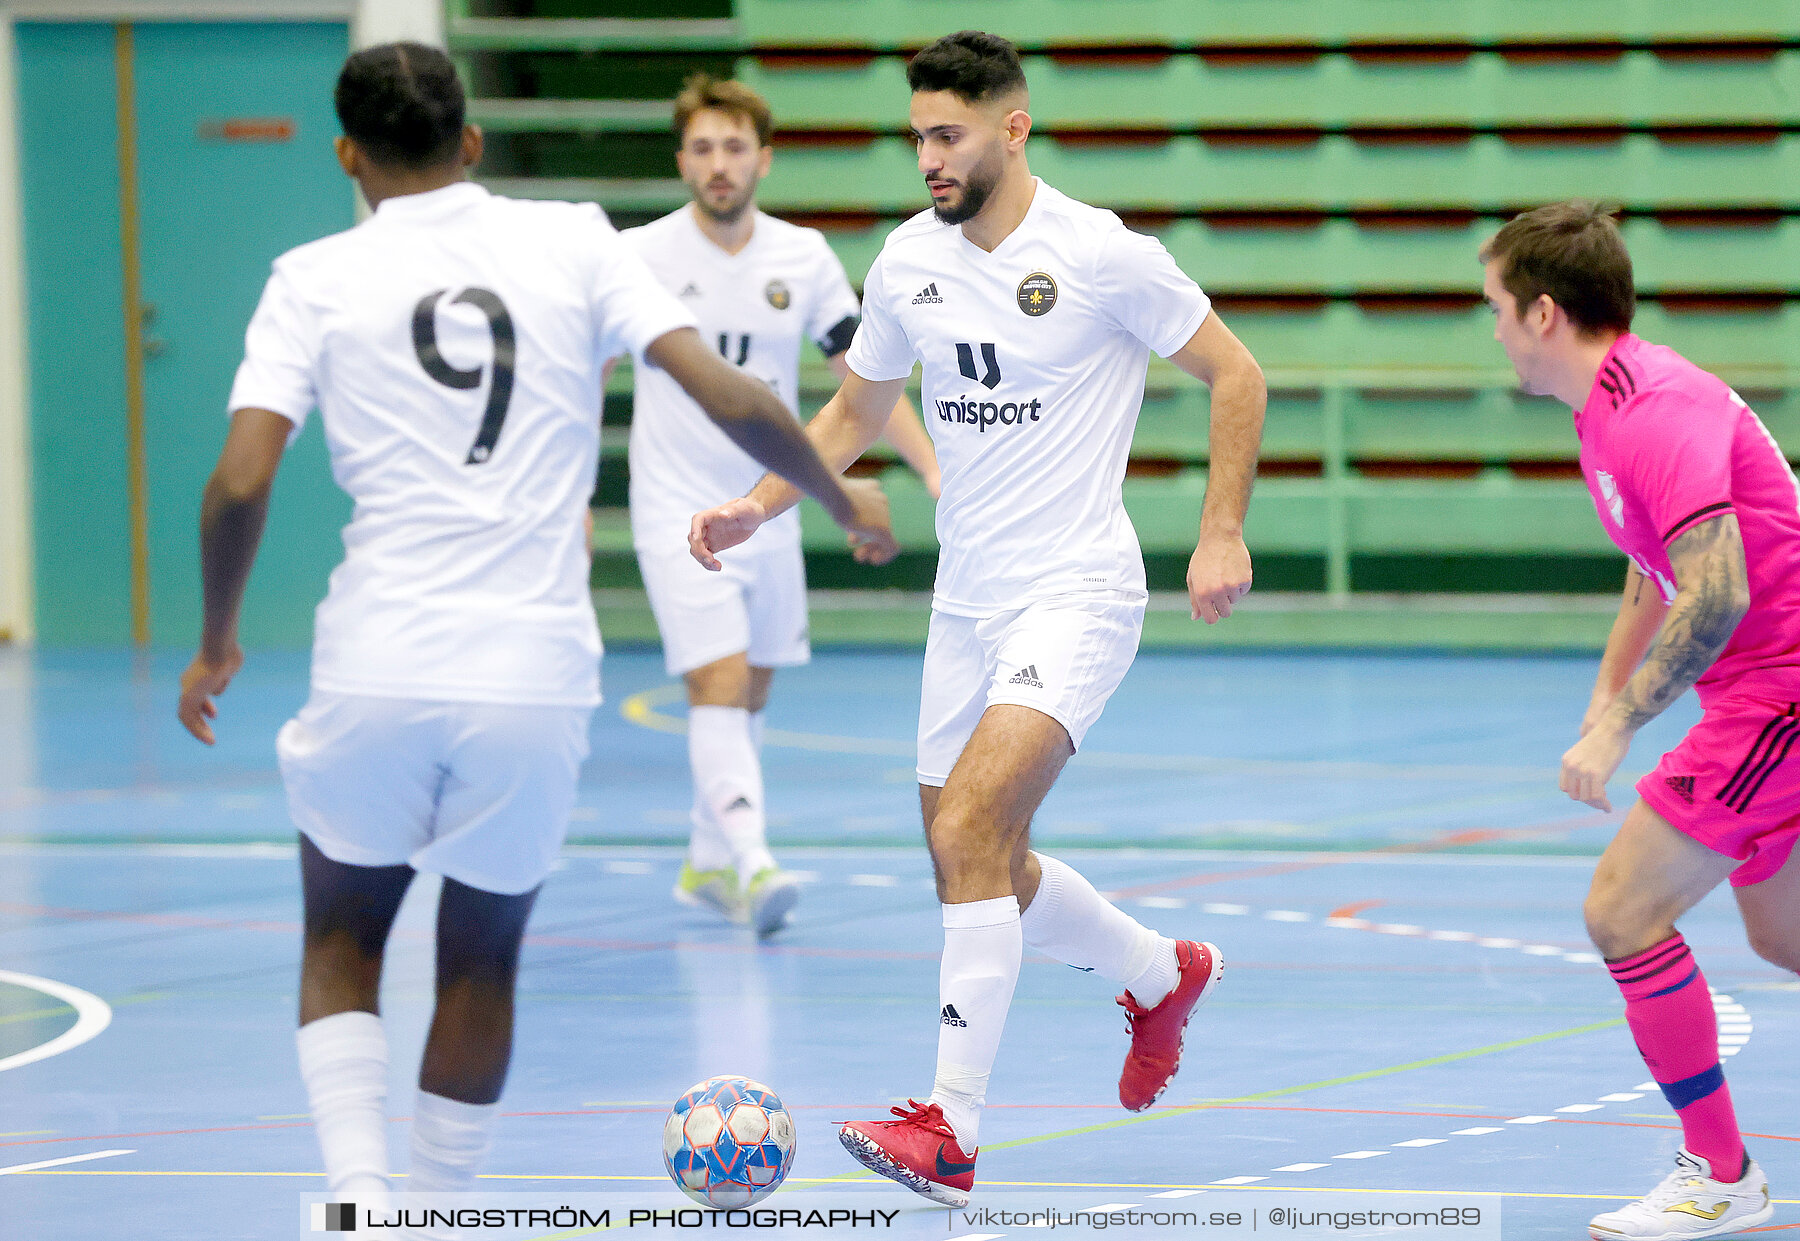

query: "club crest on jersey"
xmin=1016 ymin=272 xmax=1057 ymax=317
xmin=1597 ymin=469 xmax=1625 ymax=526
xmin=765 ymin=279 xmax=791 ymax=311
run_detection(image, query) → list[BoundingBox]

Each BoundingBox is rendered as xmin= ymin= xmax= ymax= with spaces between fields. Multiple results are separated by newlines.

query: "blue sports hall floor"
xmin=1 ymin=646 xmax=1794 ymax=1239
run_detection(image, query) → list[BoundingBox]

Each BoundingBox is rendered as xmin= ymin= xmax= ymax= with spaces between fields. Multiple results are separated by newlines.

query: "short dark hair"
xmin=334 ymin=42 xmax=466 ymax=170
xmin=1479 ymin=200 xmax=1635 ymax=335
xmin=672 ymin=72 xmax=772 ymax=147
xmin=906 ymin=30 xmax=1027 ymax=105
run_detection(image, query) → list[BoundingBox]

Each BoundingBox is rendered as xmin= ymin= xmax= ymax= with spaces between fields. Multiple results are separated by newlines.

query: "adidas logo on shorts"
xmin=912 ymin=282 xmax=944 ymax=305
xmin=1665 ymin=774 xmax=1697 ymax=804
xmin=1008 ymin=664 xmax=1044 ymax=689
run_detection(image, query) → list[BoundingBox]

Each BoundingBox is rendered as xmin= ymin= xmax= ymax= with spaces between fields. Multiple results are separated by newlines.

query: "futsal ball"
xmin=662 ymin=1075 xmax=797 ymax=1208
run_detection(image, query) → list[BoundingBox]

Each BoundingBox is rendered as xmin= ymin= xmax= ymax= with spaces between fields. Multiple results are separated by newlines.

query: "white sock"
xmin=296 ymin=1011 xmax=390 ymax=1197
xmin=928 ymin=896 xmax=1021 ymax=1152
xmin=688 ymin=705 xmax=776 ymax=882
xmin=1020 ymin=853 xmax=1179 ymax=1007
xmin=685 ymin=803 xmax=734 ymax=874
xmin=408 ymin=1090 xmax=498 ymax=1193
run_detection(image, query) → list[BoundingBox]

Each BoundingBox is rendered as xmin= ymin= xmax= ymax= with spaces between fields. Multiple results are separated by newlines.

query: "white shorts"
xmin=276 ymin=692 xmax=593 ymax=895
xmin=637 ymin=537 xmax=811 ymax=677
xmin=916 ymin=593 xmax=1145 ymax=787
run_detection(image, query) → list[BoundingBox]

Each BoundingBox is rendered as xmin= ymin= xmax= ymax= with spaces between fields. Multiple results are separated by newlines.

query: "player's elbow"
xmin=1681 ymin=581 xmax=1750 ymax=650
xmin=701 ymin=381 xmax=780 ymax=434
xmin=1223 ymin=350 xmax=1266 ymax=398
xmin=204 ymin=466 xmax=274 ymax=513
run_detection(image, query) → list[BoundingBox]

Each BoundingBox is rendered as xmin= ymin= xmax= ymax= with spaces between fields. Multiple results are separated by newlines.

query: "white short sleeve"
xmin=804 ymin=236 xmax=864 ymax=358
xmin=227 ymin=263 xmax=318 ymax=432
xmin=1094 ymin=226 xmax=1211 ymax=358
xmin=583 ymin=215 xmax=697 ymax=361
xmin=843 ymin=255 xmax=915 ymax=381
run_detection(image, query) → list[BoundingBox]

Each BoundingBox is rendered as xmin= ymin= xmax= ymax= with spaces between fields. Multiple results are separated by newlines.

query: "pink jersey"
xmin=1576 ymin=333 xmax=1800 ymax=704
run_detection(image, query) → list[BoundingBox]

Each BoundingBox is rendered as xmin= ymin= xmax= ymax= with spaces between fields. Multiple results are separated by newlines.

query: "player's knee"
xmin=300 ymin=929 xmax=384 ymax=1017
xmin=1582 ymin=889 xmax=1652 ymax=960
xmin=1745 ymin=925 xmax=1800 ymax=974
xmin=925 ymin=802 xmax=1012 ymax=873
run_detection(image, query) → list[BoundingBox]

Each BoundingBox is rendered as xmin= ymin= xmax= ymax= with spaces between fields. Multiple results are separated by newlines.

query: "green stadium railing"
xmin=456 ymin=0 xmax=1800 ymax=624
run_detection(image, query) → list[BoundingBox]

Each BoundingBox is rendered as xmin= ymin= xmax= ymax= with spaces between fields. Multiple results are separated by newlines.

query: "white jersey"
xmin=228 ymin=181 xmax=694 ymax=707
xmin=846 ymin=179 xmax=1210 ymax=616
xmin=622 ymin=206 xmax=862 ymax=551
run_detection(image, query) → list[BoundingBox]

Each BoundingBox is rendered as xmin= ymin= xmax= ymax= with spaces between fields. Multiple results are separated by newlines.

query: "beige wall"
xmin=352 ymin=0 xmax=442 ymax=48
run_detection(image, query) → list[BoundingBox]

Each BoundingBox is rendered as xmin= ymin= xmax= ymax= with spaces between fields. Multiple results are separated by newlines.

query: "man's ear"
xmin=1528 ymin=292 xmax=1558 ymax=335
xmin=334 ymin=135 xmax=358 ymax=178
xmin=1004 ymin=106 xmax=1032 ymax=150
xmin=461 ymin=123 xmax=483 ymax=170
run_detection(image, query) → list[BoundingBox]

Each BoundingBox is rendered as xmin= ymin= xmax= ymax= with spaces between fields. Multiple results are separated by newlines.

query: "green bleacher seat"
xmin=753 ymin=134 xmax=1800 ymax=214
xmin=805 ymin=217 xmax=1800 ymax=296
xmin=735 ymin=52 xmax=1800 ymax=133
xmin=733 ymin=0 xmax=1800 ymax=50
xmin=462 ymin=0 xmax=1800 ymax=600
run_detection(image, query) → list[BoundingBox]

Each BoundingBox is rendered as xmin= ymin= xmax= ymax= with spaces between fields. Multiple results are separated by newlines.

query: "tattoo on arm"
xmin=1609 ymin=516 xmax=1749 ymax=730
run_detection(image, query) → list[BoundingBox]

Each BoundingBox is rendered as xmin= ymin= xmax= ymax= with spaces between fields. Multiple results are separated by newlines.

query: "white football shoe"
xmin=745 ymin=866 xmax=800 ymax=938
xmin=1589 ymin=1148 xmax=1773 ymax=1241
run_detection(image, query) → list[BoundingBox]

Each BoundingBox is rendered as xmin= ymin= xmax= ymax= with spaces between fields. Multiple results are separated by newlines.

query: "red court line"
xmin=1108 ymin=814 xmax=1613 ymax=899
xmin=0 ymin=901 xmax=298 ymax=934
xmin=0 ymin=902 xmax=1617 ymax=970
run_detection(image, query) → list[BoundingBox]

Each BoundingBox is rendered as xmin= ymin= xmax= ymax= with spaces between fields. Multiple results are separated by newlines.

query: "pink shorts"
xmin=1637 ymin=692 xmax=1800 ymax=887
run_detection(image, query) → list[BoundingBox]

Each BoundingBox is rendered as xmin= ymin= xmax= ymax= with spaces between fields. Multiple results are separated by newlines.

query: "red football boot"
xmin=838 ymin=1099 xmax=977 ymax=1206
xmin=1117 ymin=940 xmax=1225 ymax=1111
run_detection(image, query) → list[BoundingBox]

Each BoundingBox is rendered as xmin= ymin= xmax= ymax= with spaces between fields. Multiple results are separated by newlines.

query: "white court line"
xmin=0 ymin=1149 xmax=133 ymax=1175
xmin=0 ymin=970 xmax=112 ymax=1073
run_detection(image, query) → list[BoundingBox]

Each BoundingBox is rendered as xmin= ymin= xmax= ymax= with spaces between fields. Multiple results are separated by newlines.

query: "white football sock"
xmin=688 ymin=705 xmax=776 ymax=882
xmin=408 ymin=1090 xmax=498 ymax=1193
xmin=1020 ymin=853 xmax=1179 ymax=1007
xmin=685 ymin=707 xmax=735 ymax=873
xmin=684 ymin=802 xmax=734 ymax=874
xmin=296 ymin=1010 xmax=391 ymax=1197
xmin=928 ymin=896 xmax=1021 ymax=1152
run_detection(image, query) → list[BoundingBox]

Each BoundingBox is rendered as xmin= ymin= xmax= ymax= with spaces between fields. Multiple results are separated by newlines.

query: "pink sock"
xmin=1607 ymin=934 xmax=1745 ymax=1181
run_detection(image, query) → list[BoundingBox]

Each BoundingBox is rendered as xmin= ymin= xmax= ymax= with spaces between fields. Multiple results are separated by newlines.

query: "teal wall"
xmin=15 ymin=23 xmax=131 ymax=645
xmin=17 ymin=21 xmax=353 ymax=648
xmin=134 ymin=22 xmax=353 ymax=648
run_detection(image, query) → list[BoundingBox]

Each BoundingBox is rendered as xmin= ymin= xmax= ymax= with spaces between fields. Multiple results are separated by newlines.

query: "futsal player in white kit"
xmin=175 ymin=43 xmax=892 ymax=1218
xmin=623 ymin=74 xmax=940 ymax=936
xmin=690 ymin=32 xmax=1267 ymax=1204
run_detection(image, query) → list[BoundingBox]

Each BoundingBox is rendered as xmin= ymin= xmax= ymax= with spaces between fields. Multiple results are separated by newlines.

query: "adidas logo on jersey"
xmin=1008 ymin=664 xmax=1044 ymax=689
xmin=912 ymin=282 xmax=943 ymax=305
xmin=677 ymin=282 xmax=701 ymax=298
xmin=940 ymin=1004 xmax=967 ymax=1027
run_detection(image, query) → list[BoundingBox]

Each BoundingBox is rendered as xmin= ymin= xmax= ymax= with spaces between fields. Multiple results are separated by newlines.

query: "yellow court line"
xmin=18 ymin=1170 xmax=1798 ymax=1207
xmin=619 ymin=685 xmax=1628 ymax=786
xmin=807 ymin=1016 xmax=1625 ymax=1188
